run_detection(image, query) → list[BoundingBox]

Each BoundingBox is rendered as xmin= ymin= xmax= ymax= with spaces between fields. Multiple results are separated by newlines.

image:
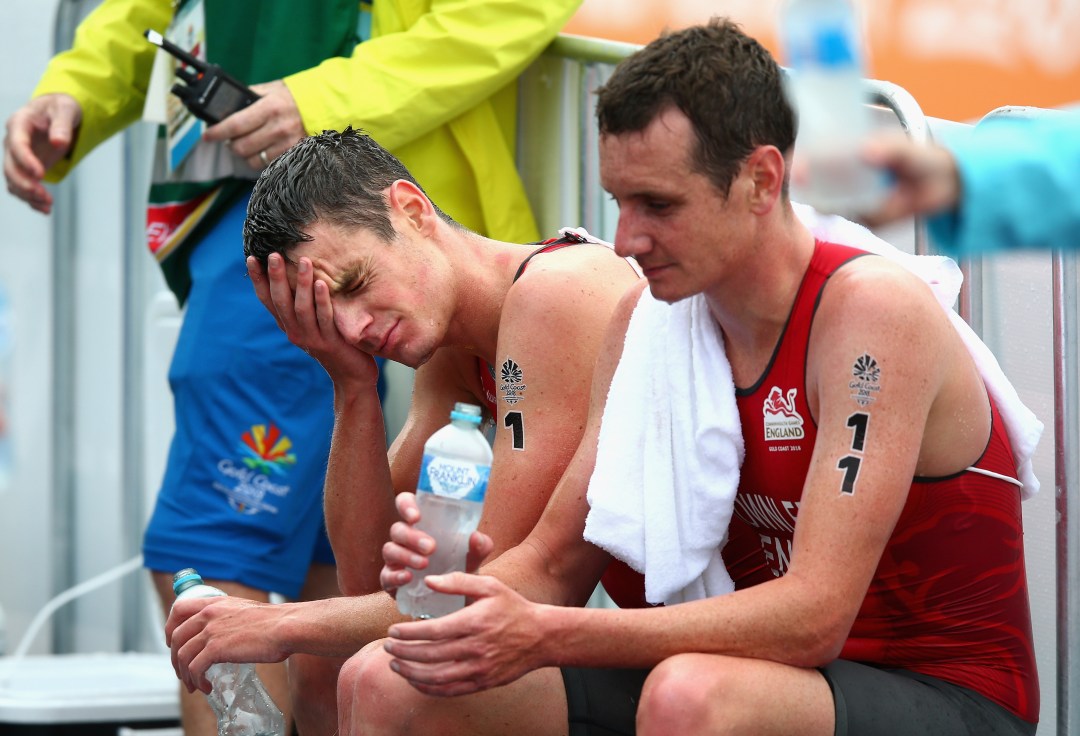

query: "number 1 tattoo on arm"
xmin=837 ymin=412 xmax=870 ymax=495
xmin=503 ymin=411 xmax=524 ymax=451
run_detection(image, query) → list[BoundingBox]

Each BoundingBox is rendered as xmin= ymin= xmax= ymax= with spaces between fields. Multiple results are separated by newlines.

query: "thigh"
xmin=822 ymin=660 xmax=1037 ymax=736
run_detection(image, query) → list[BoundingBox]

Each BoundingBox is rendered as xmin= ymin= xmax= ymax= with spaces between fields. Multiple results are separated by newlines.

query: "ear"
xmin=387 ymin=179 xmax=437 ymax=235
xmin=744 ymin=145 xmax=785 ymax=215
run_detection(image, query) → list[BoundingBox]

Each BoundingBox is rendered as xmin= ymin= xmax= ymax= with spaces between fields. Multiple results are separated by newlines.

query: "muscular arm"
xmin=477 ymin=247 xmax=637 ymax=559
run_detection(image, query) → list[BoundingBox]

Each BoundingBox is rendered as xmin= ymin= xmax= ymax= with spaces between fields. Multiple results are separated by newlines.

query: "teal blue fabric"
xmin=928 ymin=113 xmax=1080 ymax=255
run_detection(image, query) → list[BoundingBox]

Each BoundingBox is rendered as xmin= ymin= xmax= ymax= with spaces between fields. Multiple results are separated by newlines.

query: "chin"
xmin=647 ymin=280 xmax=692 ymax=304
xmin=397 ymin=339 xmax=438 ymax=369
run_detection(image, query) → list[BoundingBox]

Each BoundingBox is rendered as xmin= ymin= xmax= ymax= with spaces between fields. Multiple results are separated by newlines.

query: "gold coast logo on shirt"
xmin=213 ymin=423 xmax=295 ymax=515
xmin=762 ymin=386 xmax=805 ymax=441
xmin=239 ymin=423 xmax=296 ymax=475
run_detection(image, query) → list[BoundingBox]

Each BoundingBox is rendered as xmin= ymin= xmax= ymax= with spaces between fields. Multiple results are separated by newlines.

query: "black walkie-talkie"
xmin=144 ymin=29 xmax=260 ymax=124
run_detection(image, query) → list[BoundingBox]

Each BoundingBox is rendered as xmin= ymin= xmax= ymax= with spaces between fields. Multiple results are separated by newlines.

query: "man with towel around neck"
xmin=351 ymin=18 xmax=1041 ymax=736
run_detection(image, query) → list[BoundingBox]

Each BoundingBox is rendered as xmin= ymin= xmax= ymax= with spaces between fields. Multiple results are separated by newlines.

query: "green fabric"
xmin=202 ymin=0 xmax=358 ymax=86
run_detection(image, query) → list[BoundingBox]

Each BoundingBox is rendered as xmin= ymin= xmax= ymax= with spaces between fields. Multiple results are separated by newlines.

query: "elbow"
xmin=787 ymin=608 xmax=853 ymax=668
xmin=800 ymin=632 xmax=847 ymax=669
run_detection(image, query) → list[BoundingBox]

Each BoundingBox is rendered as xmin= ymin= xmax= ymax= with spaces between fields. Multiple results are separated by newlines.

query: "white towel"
xmin=583 ymin=290 xmax=743 ymax=605
xmin=583 ymin=205 xmax=1043 ymax=607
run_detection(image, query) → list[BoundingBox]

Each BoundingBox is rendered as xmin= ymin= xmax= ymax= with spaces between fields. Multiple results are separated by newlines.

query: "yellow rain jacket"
xmin=34 ymin=0 xmax=579 ymax=300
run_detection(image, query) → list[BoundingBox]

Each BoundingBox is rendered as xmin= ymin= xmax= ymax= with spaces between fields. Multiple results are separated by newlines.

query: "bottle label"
xmin=417 ymin=453 xmax=490 ymax=502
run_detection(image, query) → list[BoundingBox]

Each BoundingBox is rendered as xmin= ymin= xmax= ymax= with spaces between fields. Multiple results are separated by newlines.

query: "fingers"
xmin=4 ymin=109 xmax=51 ymax=211
xmin=380 ymin=497 xmax=436 ymax=594
xmin=380 ymin=530 xmax=429 ymax=589
xmin=313 ymin=279 xmax=337 ymax=336
xmin=166 ymin=598 xmax=221 ymax=693
xmin=247 ymin=256 xmax=285 ymax=331
xmin=265 ymin=252 xmax=300 ymax=333
xmin=204 ymin=80 xmax=304 ymax=168
xmin=424 ymin=572 xmax=500 ymax=599
xmin=395 ymin=491 xmax=421 ymax=524
xmin=293 ymin=256 xmax=316 ymax=325
xmin=388 ymin=657 xmax=489 ymax=698
xmin=47 ymin=99 xmax=79 ymax=153
xmin=465 ymin=531 xmax=494 ymax=574
xmin=388 ymin=576 xmax=500 ymax=637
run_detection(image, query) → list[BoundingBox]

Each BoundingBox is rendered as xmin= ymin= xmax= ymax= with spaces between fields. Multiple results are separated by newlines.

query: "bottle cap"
xmin=172 ymin=568 xmax=203 ymax=594
xmin=450 ymin=402 xmax=483 ymax=425
xmin=815 ymin=26 xmax=857 ymax=67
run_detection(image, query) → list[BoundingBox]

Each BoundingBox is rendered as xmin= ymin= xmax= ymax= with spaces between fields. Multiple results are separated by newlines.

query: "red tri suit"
xmin=726 ymin=239 xmax=1038 ymax=723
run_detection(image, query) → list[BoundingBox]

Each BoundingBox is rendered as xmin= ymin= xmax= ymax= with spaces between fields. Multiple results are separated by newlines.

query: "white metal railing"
xmin=976 ymin=105 xmax=1080 ymax=736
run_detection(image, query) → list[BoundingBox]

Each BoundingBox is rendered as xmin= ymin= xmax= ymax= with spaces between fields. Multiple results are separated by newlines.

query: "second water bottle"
xmin=172 ymin=568 xmax=285 ymax=736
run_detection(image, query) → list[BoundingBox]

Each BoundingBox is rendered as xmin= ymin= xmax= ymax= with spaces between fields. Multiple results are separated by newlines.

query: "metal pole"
xmin=1053 ymin=248 xmax=1080 ymax=736
xmin=47 ymin=0 xmax=86 ymax=656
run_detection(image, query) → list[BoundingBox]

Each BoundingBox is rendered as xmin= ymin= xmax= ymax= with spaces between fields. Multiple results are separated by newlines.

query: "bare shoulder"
xmin=808 ymin=254 xmax=964 ymax=408
xmin=509 ymin=243 xmax=639 ymax=303
xmin=816 ymin=255 xmax=945 ymax=329
xmin=503 ymin=242 xmax=643 ymax=328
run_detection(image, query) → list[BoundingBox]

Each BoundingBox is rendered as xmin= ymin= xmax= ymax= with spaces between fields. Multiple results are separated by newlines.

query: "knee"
xmin=637 ymin=654 xmax=723 ymax=736
xmin=337 ymin=640 xmax=407 ymax=735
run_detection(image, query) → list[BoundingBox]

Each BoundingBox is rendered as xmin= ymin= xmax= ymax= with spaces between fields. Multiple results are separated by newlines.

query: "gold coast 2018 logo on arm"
xmin=213 ymin=423 xmax=296 ymax=515
xmin=762 ymin=386 xmax=805 ymax=441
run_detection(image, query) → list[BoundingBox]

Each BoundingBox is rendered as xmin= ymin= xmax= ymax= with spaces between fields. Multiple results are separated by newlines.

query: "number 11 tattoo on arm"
xmin=837 ymin=412 xmax=870 ymax=495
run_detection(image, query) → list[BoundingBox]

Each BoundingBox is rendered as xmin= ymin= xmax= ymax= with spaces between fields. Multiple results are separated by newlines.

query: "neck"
xmin=705 ymin=205 xmax=816 ymax=370
xmin=436 ymin=227 xmax=536 ymax=361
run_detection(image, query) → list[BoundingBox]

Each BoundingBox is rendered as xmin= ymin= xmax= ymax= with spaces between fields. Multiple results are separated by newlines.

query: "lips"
xmin=373 ymin=321 xmax=398 ymax=354
xmin=639 ymin=263 xmax=670 ymax=279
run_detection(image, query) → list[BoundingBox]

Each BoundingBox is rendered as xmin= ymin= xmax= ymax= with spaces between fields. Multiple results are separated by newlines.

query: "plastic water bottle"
xmin=171 ymin=569 xmax=285 ymax=736
xmin=780 ymin=0 xmax=888 ymax=217
xmin=397 ymin=402 xmax=492 ymax=619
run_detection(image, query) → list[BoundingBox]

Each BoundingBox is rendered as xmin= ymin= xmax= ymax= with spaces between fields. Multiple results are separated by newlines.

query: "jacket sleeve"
xmin=283 ymin=0 xmax=582 ymax=150
xmin=32 ymin=0 xmax=172 ymax=182
xmin=928 ymin=112 xmax=1080 ymax=255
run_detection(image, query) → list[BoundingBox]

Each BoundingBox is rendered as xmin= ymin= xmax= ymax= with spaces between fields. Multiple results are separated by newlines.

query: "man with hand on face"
xmin=164 ymin=127 xmax=641 ymax=729
xmin=350 ymin=18 xmax=1040 ymax=736
xmin=4 ymin=2 xmax=581 ymax=733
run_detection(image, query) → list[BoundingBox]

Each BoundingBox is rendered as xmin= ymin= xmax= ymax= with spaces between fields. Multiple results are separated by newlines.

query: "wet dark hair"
xmin=595 ymin=17 xmax=796 ymax=197
xmin=242 ymin=127 xmax=454 ymax=267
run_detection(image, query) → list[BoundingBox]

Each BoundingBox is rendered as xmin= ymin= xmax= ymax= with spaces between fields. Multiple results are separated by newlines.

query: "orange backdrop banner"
xmin=564 ymin=0 xmax=1080 ymax=123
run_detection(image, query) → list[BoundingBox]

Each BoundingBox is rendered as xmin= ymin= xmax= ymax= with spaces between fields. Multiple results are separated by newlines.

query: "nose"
xmin=333 ymin=306 xmax=375 ymax=350
xmin=613 ymin=212 xmax=651 ymax=259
